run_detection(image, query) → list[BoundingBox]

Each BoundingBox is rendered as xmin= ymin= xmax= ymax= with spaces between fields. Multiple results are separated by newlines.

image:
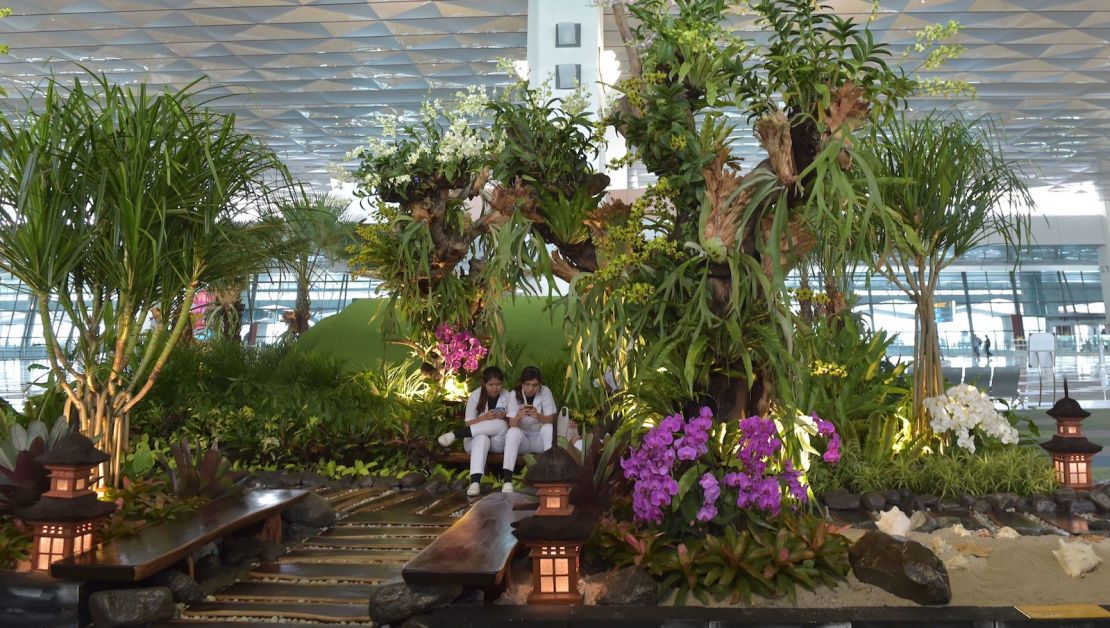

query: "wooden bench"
xmin=50 ymin=489 xmax=309 ymax=582
xmin=402 ymin=492 xmax=533 ymax=595
xmin=438 ymin=451 xmax=504 ymax=466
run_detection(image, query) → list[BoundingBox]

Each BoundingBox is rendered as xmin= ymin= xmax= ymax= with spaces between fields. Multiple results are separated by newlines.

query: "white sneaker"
xmin=501 ymin=481 xmax=514 ymax=493
xmin=466 ymin=481 xmax=481 ymax=497
xmin=438 ymin=432 xmax=456 ymax=447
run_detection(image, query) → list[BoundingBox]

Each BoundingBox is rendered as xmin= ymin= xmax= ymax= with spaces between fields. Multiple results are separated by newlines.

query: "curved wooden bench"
xmin=402 ymin=492 xmax=534 ymax=595
xmin=51 ymin=489 xmax=309 ymax=582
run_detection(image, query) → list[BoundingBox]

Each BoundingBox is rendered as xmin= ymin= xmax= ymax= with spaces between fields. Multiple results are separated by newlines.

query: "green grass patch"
xmin=294 ymin=296 xmax=570 ymax=369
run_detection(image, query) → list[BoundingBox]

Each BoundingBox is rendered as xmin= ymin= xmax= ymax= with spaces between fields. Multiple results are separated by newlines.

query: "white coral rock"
xmin=1053 ymin=539 xmax=1102 ymax=578
xmin=876 ymin=506 xmax=912 ymax=537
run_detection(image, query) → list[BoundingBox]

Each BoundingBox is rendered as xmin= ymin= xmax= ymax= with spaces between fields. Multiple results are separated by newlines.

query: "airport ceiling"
xmin=0 ymin=0 xmax=1107 ymax=202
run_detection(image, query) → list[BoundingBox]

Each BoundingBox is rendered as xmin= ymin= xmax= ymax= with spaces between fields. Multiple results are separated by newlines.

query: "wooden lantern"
xmin=537 ymin=483 xmax=573 ymax=516
xmin=527 ymin=541 xmax=582 ymax=604
xmin=515 ymin=446 xmax=593 ymax=605
xmin=1040 ymin=381 xmax=1102 ymax=490
xmin=15 ymin=431 xmax=115 ymax=571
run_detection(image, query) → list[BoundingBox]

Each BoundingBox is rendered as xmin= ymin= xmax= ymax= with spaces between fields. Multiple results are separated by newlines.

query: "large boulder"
xmin=849 ymin=531 xmax=951 ymax=605
xmin=148 ymin=570 xmax=205 ymax=604
xmin=282 ymin=492 xmax=336 ymax=527
xmin=89 ymin=587 xmax=174 ymax=627
xmin=597 ymin=566 xmax=657 ymax=606
xmin=368 ymin=579 xmax=461 ymax=626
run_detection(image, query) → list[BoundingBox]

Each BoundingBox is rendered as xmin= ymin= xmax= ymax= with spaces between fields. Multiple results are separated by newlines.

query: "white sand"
xmin=498 ymin=527 xmax=1110 ymax=608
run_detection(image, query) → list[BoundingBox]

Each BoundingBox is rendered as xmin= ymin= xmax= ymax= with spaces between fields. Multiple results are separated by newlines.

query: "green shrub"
xmin=0 ymin=519 xmax=31 ymax=568
xmin=808 ymin=440 xmax=1057 ymax=498
xmin=129 ymin=340 xmax=458 ymax=470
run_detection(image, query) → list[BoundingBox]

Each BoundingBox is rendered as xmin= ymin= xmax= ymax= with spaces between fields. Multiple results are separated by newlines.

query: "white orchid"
xmin=924 ymin=383 xmax=1018 ymax=453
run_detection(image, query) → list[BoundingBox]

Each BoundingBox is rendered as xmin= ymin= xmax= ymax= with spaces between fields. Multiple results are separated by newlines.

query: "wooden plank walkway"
xmin=162 ymin=481 xmax=475 ymax=626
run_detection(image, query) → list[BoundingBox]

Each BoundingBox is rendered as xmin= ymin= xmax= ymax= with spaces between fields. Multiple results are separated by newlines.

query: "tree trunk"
xmin=912 ymin=294 xmax=943 ymax=434
xmin=292 ymin=272 xmax=311 ymax=338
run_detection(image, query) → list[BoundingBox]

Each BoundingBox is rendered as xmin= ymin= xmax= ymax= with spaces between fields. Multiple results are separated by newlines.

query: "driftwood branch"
xmin=612 ymin=2 xmax=643 ymax=79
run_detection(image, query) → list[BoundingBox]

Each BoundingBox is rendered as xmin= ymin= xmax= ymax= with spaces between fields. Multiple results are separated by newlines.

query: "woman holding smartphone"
xmin=501 ymin=366 xmax=558 ymax=492
xmin=437 ymin=366 xmax=513 ymax=496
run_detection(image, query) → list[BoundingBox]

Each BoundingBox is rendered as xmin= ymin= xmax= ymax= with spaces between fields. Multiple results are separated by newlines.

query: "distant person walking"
xmin=984 ymin=336 xmax=992 ymax=359
xmin=972 ymin=335 xmax=982 ymax=360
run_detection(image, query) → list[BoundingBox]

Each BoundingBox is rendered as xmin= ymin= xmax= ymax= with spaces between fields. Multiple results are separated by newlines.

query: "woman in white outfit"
xmin=501 ymin=366 xmax=557 ymax=492
xmin=437 ymin=366 xmax=513 ymax=496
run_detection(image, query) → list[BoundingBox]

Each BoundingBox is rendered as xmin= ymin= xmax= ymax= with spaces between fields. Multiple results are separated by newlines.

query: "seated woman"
xmin=501 ymin=366 xmax=558 ymax=493
xmin=437 ymin=366 xmax=514 ymax=497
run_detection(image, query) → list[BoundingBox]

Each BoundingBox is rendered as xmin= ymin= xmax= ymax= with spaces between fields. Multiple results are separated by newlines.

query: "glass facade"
xmin=0 ymin=261 xmax=380 ymax=359
xmin=797 ymin=245 xmax=1107 ymax=360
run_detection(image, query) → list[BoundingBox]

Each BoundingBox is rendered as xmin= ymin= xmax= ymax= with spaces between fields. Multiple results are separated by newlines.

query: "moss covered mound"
xmin=294 ymin=297 xmax=569 ymax=369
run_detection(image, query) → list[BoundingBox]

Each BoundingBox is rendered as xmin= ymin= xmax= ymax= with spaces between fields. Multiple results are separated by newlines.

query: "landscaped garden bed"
xmin=0 ymin=0 xmax=1108 ymax=624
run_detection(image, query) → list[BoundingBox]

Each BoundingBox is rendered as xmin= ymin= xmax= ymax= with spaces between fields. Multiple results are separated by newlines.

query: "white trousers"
xmin=502 ymin=423 xmax=553 ymax=472
xmin=462 ymin=419 xmax=508 ymax=476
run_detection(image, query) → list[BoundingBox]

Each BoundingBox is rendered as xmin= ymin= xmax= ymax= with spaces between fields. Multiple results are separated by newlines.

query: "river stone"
xmin=916 ymin=493 xmax=939 ymax=508
xmin=243 ymin=470 xmax=288 ymax=490
xmin=1055 ymin=487 xmax=1077 ymax=506
xmin=598 ymin=566 xmax=657 ymax=606
xmin=282 ymin=492 xmax=336 ymax=527
xmin=1090 ymin=491 xmax=1110 ymax=511
xmin=89 ymin=587 xmax=174 ymax=627
xmin=424 ymin=478 xmax=446 ymax=494
xmin=849 ymin=531 xmax=951 ymax=606
xmin=861 ymin=491 xmax=887 ymax=511
xmin=971 ymin=500 xmax=993 ymax=514
xmin=1069 ymin=499 xmax=1098 ymax=515
xmin=936 ymin=499 xmax=962 ymax=513
xmin=399 ymin=472 xmax=427 ymax=488
xmin=986 ymin=492 xmax=1019 ymax=512
xmin=1031 ymin=494 xmax=1058 ymax=514
xmin=909 ymin=511 xmax=939 ymax=533
xmin=822 ymin=489 xmax=861 ymax=510
xmin=368 ymin=578 xmax=462 ymax=626
xmin=284 ymin=522 xmax=323 ymax=542
xmin=885 ymin=489 xmax=903 ymax=508
xmin=148 ymin=570 xmax=205 ymax=604
xmin=223 ymin=536 xmax=284 ymax=565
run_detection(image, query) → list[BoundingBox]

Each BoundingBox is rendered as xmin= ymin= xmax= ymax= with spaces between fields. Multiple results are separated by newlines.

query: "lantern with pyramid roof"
xmin=1040 ymin=380 xmax=1102 ymax=489
xmin=15 ymin=429 xmax=116 ymax=571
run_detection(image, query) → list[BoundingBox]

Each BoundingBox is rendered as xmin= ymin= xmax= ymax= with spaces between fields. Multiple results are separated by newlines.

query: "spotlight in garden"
xmin=15 ymin=431 xmax=116 ymax=571
xmin=1040 ymin=380 xmax=1102 ymax=489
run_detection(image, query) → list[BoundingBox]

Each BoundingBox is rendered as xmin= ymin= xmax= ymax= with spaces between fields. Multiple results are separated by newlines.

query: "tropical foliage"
xmin=866 ymin=113 xmax=1030 ymax=430
xmin=0 ymin=72 xmax=292 ymax=485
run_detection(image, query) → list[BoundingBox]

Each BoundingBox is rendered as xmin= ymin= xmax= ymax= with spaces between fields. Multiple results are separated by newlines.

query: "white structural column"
xmin=526 ymin=0 xmax=628 ymax=189
xmin=1101 ymin=195 xmax=1110 ymax=328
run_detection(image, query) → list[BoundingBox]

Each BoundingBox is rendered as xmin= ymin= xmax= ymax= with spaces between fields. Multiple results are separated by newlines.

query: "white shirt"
xmin=464 ymin=387 xmax=509 ymax=423
xmin=506 ymin=385 xmax=557 ymax=430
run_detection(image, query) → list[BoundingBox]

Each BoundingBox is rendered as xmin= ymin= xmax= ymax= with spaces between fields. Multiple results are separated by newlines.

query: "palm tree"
xmin=273 ymin=195 xmax=357 ymax=339
xmin=867 ymin=112 xmax=1031 ymax=433
xmin=0 ymin=73 xmax=292 ymax=484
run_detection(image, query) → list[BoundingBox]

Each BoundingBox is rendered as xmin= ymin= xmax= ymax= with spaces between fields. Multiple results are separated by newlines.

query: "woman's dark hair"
xmin=476 ymin=366 xmax=505 ymax=414
xmin=514 ymin=366 xmax=543 ymax=404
